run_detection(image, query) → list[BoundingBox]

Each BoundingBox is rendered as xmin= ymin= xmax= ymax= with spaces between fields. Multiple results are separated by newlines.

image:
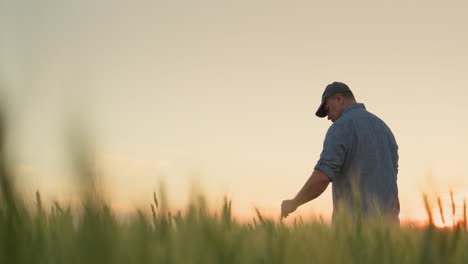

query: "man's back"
xmin=314 ymin=103 xmax=399 ymax=221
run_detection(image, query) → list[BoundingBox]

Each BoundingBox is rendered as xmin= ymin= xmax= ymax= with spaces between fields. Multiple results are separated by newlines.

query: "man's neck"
xmin=342 ymin=100 xmax=356 ymax=110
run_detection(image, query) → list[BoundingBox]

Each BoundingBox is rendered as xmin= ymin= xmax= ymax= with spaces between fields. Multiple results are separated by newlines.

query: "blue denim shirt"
xmin=314 ymin=103 xmax=399 ymax=220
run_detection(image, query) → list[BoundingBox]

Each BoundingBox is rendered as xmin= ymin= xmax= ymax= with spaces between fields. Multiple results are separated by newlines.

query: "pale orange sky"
xmin=1 ymin=0 xmax=468 ymax=223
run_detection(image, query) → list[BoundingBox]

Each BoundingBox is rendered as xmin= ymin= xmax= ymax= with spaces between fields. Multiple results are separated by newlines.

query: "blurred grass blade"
xmin=423 ymin=194 xmax=433 ymax=226
xmin=450 ymin=191 xmax=455 ymax=227
xmin=437 ymin=197 xmax=445 ymax=227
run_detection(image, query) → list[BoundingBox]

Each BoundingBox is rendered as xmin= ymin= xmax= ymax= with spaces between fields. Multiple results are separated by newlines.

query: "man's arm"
xmin=281 ymin=170 xmax=330 ymax=218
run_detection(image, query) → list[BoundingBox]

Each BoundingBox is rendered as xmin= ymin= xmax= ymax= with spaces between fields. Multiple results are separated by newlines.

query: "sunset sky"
xmin=1 ymin=0 xmax=467 ymax=223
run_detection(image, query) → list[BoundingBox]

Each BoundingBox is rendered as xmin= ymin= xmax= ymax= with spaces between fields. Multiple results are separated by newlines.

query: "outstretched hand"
xmin=281 ymin=199 xmax=298 ymax=219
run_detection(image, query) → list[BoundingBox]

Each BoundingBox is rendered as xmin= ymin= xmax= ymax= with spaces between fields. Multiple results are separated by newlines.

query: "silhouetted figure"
xmin=281 ymin=82 xmax=399 ymax=223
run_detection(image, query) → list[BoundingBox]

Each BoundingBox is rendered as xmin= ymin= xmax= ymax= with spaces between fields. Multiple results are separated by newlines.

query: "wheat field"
xmin=0 ymin=110 xmax=467 ymax=264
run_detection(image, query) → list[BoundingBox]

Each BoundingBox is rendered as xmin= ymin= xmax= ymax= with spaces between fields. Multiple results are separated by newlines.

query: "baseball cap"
xmin=315 ymin=82 xmax=352 ymax=118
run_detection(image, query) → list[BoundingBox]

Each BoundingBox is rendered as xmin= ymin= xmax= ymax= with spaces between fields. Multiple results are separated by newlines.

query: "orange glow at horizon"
xmin=31 ymin=191 xmax=468 ymax=229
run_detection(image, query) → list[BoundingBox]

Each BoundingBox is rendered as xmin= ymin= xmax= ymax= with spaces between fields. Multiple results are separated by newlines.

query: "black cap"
xmin=315 ymin=82 xmax=351 ymax=118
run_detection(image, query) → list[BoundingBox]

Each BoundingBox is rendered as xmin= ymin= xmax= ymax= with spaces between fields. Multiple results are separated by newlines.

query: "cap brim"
xmin=315 ymin=100 xmax=327 ymax=118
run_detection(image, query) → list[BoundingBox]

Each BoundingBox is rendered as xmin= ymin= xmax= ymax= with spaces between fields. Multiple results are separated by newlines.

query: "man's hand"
xmin=281 ymin=170 xmax=330 ymax=219
xmin=281 ymin=199 xmax=298 ymax=219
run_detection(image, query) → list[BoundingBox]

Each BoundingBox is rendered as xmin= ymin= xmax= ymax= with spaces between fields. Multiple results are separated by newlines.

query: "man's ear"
xmin=336 ymin=94 xmax=344 ymax=104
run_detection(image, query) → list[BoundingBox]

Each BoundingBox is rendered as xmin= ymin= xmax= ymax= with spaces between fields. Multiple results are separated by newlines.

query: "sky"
xmin=1 ymin=0 xmax=468 ymax=223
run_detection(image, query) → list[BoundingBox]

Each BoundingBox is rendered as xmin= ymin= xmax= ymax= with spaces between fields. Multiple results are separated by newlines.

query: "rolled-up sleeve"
xmin=314 ymin=123 xmax=349 ymax=181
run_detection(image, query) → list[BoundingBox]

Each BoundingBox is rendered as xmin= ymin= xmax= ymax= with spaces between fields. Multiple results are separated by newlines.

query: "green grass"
xmin=0 ymin=108 xmax=468 ymax=264
xmin=1 ymin=189 xmax=468 ymax=264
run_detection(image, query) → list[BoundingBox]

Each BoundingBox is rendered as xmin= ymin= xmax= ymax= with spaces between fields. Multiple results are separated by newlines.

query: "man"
xmin=281 ymin=82 xmax=399 ymax=222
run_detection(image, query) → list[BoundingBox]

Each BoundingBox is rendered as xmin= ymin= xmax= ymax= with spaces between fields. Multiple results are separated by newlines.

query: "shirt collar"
xmin=343 ymin=103 xmax=366 ymax=115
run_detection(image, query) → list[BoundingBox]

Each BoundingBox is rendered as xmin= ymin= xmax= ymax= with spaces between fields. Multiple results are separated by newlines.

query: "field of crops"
xmin=1 ymin=113 xmax=468 ymax=264
xmin=1 ymin=187 xmax=468 ymax=264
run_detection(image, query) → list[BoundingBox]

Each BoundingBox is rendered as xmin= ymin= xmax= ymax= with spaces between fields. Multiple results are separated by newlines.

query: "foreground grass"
xmin=0 ymin=191 xmax=467 ymax=264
